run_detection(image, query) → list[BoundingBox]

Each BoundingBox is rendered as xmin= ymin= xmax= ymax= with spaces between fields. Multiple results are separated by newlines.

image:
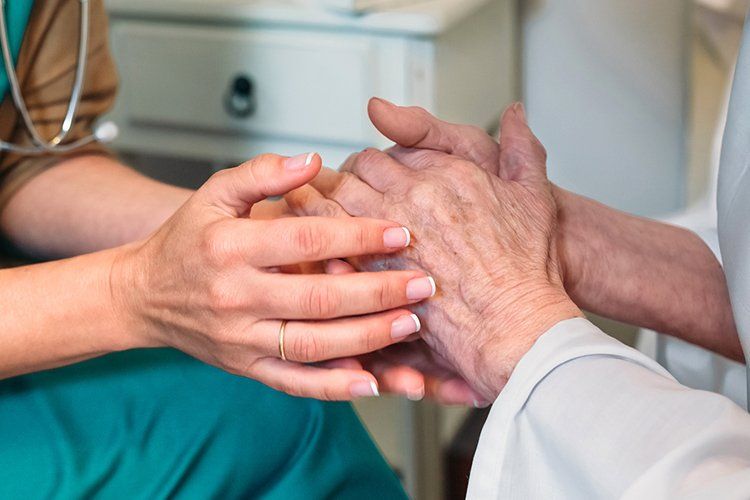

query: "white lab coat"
xmin=466 ymin=13 xmax=750 ymax=500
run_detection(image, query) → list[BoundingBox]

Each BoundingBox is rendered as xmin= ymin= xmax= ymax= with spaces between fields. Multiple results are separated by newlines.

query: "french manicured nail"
xmin=350 ymin=380 xmax=380 ymax=398
xmin=285 ymin=152 xmax=316 ymax=171
xmin=407 ymin=386 xmax=426 ymax=401
xmin=473 ymin=399 xmax=491 ymax=409
xmin=406 ymin=277 xmax=437 ymax=301
xmin=391 ymin=313 xmax=421 ymax=340
xmin=384 ymin=227 xmax=411 ymax=248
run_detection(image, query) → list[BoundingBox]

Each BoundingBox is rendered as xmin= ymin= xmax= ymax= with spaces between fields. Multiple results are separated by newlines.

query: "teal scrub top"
xmin=0 ymin=1 xmax=35 ymax=100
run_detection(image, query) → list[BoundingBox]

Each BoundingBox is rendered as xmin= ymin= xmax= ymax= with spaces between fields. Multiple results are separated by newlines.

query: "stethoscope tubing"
xmin=0 ymin=0 xmax=94 ymax=155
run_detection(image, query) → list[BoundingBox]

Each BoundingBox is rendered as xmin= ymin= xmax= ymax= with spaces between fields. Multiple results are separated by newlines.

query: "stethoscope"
xmin=0 ymin=0 xmax=117 ymax=156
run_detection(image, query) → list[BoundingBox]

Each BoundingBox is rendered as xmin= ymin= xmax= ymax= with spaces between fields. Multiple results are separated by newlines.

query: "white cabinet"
xmin=105 ymin=0 xmax=517 ymax=168
xmin=103 ymin=1 xmax=517 ymax=497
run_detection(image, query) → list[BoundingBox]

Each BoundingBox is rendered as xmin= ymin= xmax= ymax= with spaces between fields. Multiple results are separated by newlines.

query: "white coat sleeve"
xmin=467 ymin=318 xmax=750 ymax=499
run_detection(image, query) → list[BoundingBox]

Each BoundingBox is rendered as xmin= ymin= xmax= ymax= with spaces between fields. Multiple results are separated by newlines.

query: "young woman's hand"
xmin=112 ymin=153 xmax=435 ymax=401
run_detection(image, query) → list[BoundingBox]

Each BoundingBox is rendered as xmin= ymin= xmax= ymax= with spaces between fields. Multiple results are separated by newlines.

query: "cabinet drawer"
xmin=111 ymin=22 xmax=378 ymax=144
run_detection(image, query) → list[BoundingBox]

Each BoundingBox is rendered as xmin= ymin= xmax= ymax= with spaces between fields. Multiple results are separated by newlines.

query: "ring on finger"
xmin=278 ymin=320 xmax=288 ymax=361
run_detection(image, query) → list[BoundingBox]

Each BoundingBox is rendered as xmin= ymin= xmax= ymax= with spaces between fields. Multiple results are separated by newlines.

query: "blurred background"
xmin=101 ymin=0 xmax=748 ymax=498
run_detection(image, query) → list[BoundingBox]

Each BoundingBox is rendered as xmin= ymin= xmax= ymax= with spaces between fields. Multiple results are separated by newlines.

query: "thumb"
xmin=368 ymin=97 xmax=500 ymax=173
xmin=498 ymin=103 xmax=549 ymax=184
xmin=199 ymin=153 xmax=322 ymax=217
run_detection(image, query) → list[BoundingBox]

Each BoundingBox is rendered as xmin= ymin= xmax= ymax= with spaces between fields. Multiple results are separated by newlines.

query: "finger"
xmin=369 ymin=362 xmax=426 ymax=401
xmin=343 ymin=148 xmax=413 ymax=193
xmin=244 ymin=216 xmax=412 ymax=267
xmin=255 ymin=310 xmax=422 ymax=363
xmin=285 ymin=184 xmax=350 ymax=219
xmin=251 ymin=358 xmax=380 ymax=401
xmin=429 ymin=377 xmax=484 ymax=407
xmin=368 ymin=97 xmax=500 ymax=173
xmin=498 ymin=102 xmax=549 ymax=184
xmin=199 ymin=153 xmax=322 ymax=217
xmin=309 ymin=167 xmax=384 ymax=217
xmin=320 ymin=358 xmax=364 ymax=370
xmin=325 ymin=258 xmax=356 ymax=275
xmin=320 ymin=357 xmax=427 ymax=400
xmin=257 ymin=271 xmax=436 ymax=319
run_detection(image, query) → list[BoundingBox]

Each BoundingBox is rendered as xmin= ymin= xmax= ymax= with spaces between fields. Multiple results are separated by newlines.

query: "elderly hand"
xmin=287 ymin=106 xmax=582 ymax=401
xmin=365 ymin=98 xmax=593 ymax=303
xmin=111 ymin=153 xmax=438 ymax=401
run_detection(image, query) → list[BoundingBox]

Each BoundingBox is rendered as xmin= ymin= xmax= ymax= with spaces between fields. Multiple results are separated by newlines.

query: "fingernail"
xmin=513 ymin=102 xmax=527 ymax=123
xmin=407 ymin=386 xmax=425 ymax=401
xmin=406 ymin=276 xmax=437 ymax=301
xmin=351 ymin=380 xmax=380 ymax=398
xmin=285 ymin=152 xmax=316 ymax=171
xmin=384 ymin=227 xmax=411 ymax=248
xmin=473 ymin=399 xmax=491 ymax=409
xmin=391 ymin=313 xmax=421 ymax=340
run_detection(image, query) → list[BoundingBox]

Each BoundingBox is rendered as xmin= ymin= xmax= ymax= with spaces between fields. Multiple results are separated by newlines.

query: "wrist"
xmin=476 ymin=283 xmax=582 ymax=399
xmin=108 ymin=242 xmax=161 ymax=350
xmin=552 ymin=185 xmax=601 ymax=301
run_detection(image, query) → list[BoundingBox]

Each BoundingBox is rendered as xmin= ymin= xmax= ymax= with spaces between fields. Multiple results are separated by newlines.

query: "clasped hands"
xmin=286 ymin=99 xmax=582 ymax=403
xmin=112 ymin=98 xmax=581 ymax=406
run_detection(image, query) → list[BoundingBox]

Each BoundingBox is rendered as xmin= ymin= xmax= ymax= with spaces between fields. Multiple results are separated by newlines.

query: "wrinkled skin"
xmin=288 ymin=104 xmax=582 ymax=400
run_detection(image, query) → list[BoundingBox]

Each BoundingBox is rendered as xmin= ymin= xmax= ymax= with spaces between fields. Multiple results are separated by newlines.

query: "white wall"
xmin=522 ymin=0 xmax=691 ymax=216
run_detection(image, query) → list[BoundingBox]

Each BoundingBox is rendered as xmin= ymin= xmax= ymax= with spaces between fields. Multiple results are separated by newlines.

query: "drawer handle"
xmin=224 ymin=74 xmax=257 ymax=118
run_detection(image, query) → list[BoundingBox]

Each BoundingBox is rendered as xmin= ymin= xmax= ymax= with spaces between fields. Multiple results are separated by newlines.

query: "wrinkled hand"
xmin=367 ymin=97 xmax=587 ymax=296
xmin=112 ymin=153 xmax=436 ymax=401
xmin=320 ymin=258 xmax=485 ymax=406
xmin=287 ymin=105 xmax=582 ymax=401
xmin=250 ymin=193 xmax=478 ymax=404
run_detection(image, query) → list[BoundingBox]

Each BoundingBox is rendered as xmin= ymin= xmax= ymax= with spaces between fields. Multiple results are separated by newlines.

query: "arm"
xmin=0 ymin=155 xmax=191 ymax=258
xmin=0 ymin=153 xmax=431 ymax=402
xmin=0 ymin=155 xmax=289 ymax=259
xmin=555 ymin=187 xmax=742 ymax=361
xmin=301 ymin=105 xmax=750 ymax=496
xmin=366 ymin=97 xmax=741 ymax=361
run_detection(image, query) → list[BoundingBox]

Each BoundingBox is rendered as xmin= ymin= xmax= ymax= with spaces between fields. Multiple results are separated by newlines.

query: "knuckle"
xmin=320 ymin=200 xmax=345 ymax=218
xmin=290 ymin=330 xmax=323 ymax=362
xmin=292 ymin=223 xmax=328 ymax=259
xmin=452 ymin=160 xmax=477 ymax=178
xmin=319 ymin=386 xmax=338 ymax=402
xmin=353 ymin=149 xmax=381 ymax=170
xmin=206 ymin=279 xmax=241 ymax=314
xmin=361 ymin=323 xmax=383 ymax=352
xmin=354 ymin=223 xmax=371 ymax=252
xmin=208 ymin=167 xmax=232 ymax=185
xmin=375 ymin=279 xmax=394 ymax=310
xmin=300 ymin=285 xmax=339 ymax=318
xmin=201 ymin=222 xmax=235 ymax=266
xmin=413 ymin=106 xmax=433 ymax=123
xmin=276 ymin=380 xmax=299 ymax=397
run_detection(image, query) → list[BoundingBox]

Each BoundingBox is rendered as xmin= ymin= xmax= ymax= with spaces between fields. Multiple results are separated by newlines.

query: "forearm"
xmin=555 ymin=187 xmax=742 ymax=361
xmin=0 ymin=245 xmax=145 ymax=378
xmin=0 ymin=155 xmax=192 ymax=258
xmin=0 ymin=155 xmax=289 ymax=259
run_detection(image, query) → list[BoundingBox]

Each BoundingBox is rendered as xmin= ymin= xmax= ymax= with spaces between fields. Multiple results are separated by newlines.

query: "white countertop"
xmin=104 ymin=0 xmax=495 ymax=35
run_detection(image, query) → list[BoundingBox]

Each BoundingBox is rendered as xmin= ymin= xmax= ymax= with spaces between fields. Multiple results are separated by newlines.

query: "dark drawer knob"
xmin=224 ymin=74 xmax=257 ymax=118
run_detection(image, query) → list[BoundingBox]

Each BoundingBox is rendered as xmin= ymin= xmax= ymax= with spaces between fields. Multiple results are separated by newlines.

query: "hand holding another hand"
xmin=110 ymin=153 xmax=437 ymax=401
xmin=288 ymin=104 xmax=582 ymax=401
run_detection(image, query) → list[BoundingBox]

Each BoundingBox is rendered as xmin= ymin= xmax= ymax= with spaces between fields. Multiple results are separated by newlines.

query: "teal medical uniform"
xmin=0 ymin=3 xmax=407 ymax=498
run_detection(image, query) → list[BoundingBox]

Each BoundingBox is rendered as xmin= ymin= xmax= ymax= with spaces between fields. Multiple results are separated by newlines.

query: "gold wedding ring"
xmin=278 ymin=320 xmax=288 ymax=361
